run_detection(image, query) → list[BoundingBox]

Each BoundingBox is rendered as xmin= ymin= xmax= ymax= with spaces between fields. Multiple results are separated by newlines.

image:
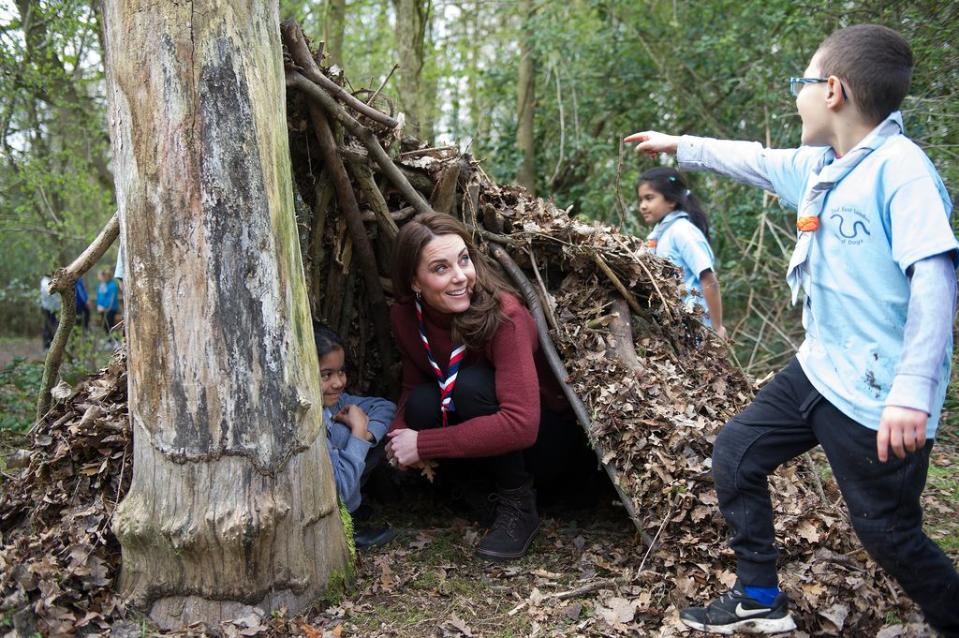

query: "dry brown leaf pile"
xmin=0 ymin=354 xmax=131 ymax=636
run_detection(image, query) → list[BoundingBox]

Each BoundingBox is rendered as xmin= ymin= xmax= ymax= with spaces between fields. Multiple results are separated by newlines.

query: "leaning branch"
xmin=286 ymin=71 xmax=433 ymax=217
xmin=50 ymin=213 xmax=119 ymax=293
xmin=295 ymin=91 xmax=394 ymax=371
xmin=36 ymin=213 xmax=120 ymax=421
xmin=488 ymin=244 xmax=651 ymax=543
xmin=280 ymin=21 xmax=399 ymax=129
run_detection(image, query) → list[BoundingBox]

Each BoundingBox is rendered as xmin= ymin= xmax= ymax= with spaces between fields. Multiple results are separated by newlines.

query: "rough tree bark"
xmin=101 ymin=1 xmax=351 ymax=629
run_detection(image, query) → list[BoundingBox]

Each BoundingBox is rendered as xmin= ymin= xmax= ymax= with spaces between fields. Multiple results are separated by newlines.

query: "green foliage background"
xmin=2 ymin=0 xmax=958 ymax=377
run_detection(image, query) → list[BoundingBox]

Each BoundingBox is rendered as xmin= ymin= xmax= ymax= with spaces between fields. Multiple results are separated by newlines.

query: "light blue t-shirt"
xmin=650 ymin=211 xmax=716 ymax=325
xmin=681 ymin=112 xmax=958 ymax=437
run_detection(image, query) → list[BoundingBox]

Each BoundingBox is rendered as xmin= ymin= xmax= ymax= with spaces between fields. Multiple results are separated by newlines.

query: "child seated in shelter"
xmin=626 ymin=24 xmax=959 ymax=634
xmin=314 ymin=323 xmax=397 ymax=549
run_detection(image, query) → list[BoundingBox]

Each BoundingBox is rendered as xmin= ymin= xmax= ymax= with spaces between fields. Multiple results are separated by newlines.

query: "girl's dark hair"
xmin=638 ymin=167 xmax=710 ymax=242
xmin=392 ymin=212 xmax=516 ymax=350
xmin=313 ymin=322 xmax=344 ymax=358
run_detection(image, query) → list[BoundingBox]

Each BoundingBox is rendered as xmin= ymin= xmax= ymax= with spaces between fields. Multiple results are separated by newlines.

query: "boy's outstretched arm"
xmin=879 ymin=253 xmax=957 ymax=462
xmin=624 ymin=130 xmax=825 ymax=210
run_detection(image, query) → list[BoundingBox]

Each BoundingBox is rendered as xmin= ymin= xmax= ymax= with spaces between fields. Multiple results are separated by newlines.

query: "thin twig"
xmin=802 ymin=451 xmax=829 ymax=507
xmin=637 ymin=497 xmax=674 ymax=574
xmin=366 ymin=63 xmax=398 ymax=106
xmin=548 ymin=64 xmax=566 ymax=187
xmin=633 ymin=254 xmax=676 ymax=323
xmin=591 ymin=253 xmax=644 ymax=318
xmin=614 ymin=138 xmax=629 ymax=230
xmin=398 ymin=146 xmax=459 ymax=159
xmin=548 ymin=579 xmax=621 ymax=601
xmin=525 ymin=246 xmax=558 ymax=331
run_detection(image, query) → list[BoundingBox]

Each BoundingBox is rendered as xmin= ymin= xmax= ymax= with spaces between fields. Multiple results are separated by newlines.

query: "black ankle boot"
xmin=475 ymin=480 xmax=540 ymax=561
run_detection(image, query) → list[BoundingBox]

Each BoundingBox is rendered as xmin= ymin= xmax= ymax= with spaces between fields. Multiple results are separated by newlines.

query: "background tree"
xmin=0 ymin=0 xmax=115 ymax=335
xmin=101 ymin=0 xmax=351 ymax=628
xmin=392 ymin=0 xmax=431 ymax=139
xmin=514 ymin=0 xmax=535 ymax=194
xmin=325 ymin=0 xmax=347 ymax=67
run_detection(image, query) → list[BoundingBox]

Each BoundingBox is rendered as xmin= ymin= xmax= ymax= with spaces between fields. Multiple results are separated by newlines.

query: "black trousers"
xmin=41 ymin=309 xmax=58 ymax=348
xmin=404 ymin=366 xmax=586 ymax=491
xmin=713 ymin=357 xmax=959 ymax=633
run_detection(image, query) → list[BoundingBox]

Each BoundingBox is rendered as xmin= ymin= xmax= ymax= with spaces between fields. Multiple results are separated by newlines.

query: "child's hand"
xmin=386 ymin=428 xmax=420 ymax=467
xmin=877 ymin=406 xmax=927 ymax=462
xmin=335 ymin=404 xmax=371 ymax=441
xmin=624 ymin=131 xmax=681 ymax=158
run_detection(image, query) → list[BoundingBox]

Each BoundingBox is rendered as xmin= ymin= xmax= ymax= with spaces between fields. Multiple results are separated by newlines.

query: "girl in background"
xmin=638 ymin=167 xmax=726 ymax=338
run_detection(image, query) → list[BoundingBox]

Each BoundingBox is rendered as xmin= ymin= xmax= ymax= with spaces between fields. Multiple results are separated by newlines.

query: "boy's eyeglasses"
xmin=789 ymin=76 xmax=849 ymax=100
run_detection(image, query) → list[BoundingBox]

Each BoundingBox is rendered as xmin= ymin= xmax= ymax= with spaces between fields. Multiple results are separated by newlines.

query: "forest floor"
xmin=0 ymin=336 xmax=44 ymax=368
xmin=286 ymin=446 xmax=959 ymax=638
xmin=1 ymin=344 xmax=958 ymax=636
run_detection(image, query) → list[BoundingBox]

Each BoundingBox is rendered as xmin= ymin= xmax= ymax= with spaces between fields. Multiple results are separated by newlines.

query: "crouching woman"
xmin=386 ymin=212 xmax=575 ymax=561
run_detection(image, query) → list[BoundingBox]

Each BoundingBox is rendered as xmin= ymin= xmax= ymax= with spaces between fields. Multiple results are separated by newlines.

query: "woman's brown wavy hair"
xmin=392 ymin=212 xmax=516 ymax=350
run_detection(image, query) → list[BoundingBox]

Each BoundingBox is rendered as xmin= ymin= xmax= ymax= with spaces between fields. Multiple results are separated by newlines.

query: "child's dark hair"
xmin=817 ymin=24 xmax=913 ymax=124
xmin=313 ymin=322 xmax=344 ymax=358
xmin=638 ymin=167 xmax=710 ymax=241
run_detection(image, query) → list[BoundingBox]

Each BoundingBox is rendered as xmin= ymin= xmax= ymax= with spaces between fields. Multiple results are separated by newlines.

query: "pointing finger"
xmin=624 ymin=131 xmax=650 ymax=143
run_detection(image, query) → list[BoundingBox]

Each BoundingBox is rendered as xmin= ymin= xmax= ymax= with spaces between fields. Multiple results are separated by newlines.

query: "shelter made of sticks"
xmin=0 ymin=21 xmax=921 ymax=636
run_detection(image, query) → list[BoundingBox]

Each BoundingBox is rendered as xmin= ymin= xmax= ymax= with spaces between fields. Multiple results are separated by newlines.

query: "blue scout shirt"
xmin=679 ymin=112 xmax=959 ymax=438
xmin=649 ymin=210 xmax=716 ymax=325
xmin=325 ymin=392 xmax=395 ymax=513
xmin=96 ymin=279 xmax=120 ymax=313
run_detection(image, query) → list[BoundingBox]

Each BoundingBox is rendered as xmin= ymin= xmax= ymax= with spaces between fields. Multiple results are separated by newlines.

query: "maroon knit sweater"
xmin=389 ymin=292 xmax=569 ymax=460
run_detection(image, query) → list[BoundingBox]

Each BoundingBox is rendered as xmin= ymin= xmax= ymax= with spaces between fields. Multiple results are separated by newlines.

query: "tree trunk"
xmin=392 ymin=0 xmax=430 ymax=139
xmin=101 ymin=1 xmax=352 ymax=629
xmin=324 ymin=0 xmax=346 ymax=68
xmin=515 ymin=0 xmax=536 ymax=194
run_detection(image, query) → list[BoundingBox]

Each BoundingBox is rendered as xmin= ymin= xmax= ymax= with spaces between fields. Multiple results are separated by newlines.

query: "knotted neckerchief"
xmin=415 ymin=297 xmax=466 ymax=427
xmin=785 ymin=114 xmax=903 ymax=303
xmin=646 ymin=210 xmax=690 ymax=250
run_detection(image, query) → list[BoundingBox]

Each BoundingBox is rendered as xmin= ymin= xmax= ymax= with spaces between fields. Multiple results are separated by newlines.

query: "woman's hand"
xmin=335 ymin=404 xmax=370 ymax=441
xmin=623 ymin=131 xmax=680 ymax=158
xmin=386 ymin=428 xmax=420 ymax=467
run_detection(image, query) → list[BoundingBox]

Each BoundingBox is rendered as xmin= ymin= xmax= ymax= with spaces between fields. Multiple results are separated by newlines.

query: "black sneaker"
xmin=679 ymin=581 xmax=797 ymax=634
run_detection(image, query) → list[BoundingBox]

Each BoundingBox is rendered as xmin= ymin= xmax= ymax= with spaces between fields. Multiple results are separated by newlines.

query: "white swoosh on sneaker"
xmin=735 ymin=603 xmax=772 ymax=618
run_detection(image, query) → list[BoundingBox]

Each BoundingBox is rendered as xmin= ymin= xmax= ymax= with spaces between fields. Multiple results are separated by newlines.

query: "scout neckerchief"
xmin=646 ymin=210 xmax=690 ymax=250
xmin=415 ymin=296 xmax=466 ymax=427
xmin=785 ymin=112 xmax=903 ymax=304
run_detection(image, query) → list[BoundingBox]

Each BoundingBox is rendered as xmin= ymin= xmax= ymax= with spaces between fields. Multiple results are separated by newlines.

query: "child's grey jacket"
xmin=325 ymin=392 xmax=396 ymax=513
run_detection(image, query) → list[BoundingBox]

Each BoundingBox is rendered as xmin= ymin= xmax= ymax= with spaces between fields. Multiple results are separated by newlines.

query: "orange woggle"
xmin=796 ymin=216 xmax=820 ymax=232
xmin=647 ymin=239 xmax=658 ymax=248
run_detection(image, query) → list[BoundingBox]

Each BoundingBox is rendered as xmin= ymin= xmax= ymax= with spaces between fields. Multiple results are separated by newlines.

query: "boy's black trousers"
xmin=713 ymin=357 xmax=959 ymax=633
